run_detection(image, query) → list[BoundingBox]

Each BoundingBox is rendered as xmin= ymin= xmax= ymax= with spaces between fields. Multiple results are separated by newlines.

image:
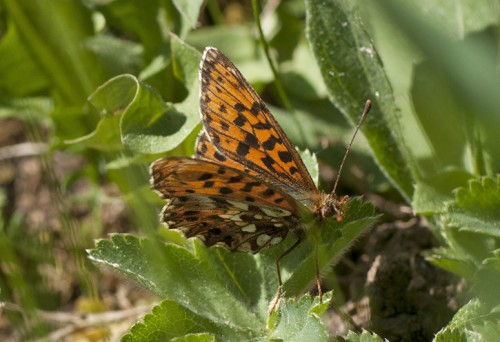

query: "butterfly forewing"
xmin=195 ymin=130 xmax=259 ymax=177
xmin=152 ymin=157 xmax=297 ymax=211
xmin=199 ymin=48 xmax=319 ymax=204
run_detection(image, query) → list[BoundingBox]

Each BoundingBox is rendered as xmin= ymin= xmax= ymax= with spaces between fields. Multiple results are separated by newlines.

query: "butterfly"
xmin=151 ymin=47 xmax=371 ymax=308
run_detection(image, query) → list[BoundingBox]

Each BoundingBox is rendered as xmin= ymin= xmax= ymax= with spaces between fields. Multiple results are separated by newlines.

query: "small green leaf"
xmin=122 ymin=301 xmax=231 ymax=341
xmin=445 ymin=176 xmax=500 ymax=238
xmin=69 ymin=74 xmax=173 ymax=153
xmin=299 ymin=149 xmax=319 ymax=187
xmin=66 ymin=114 xmax=122 ymax=151
xmin=425 ymin=247 xmax=476 ymax=279
xmin=124 ymin=36 xmax=201 ymax=154
xmin=172 ymin=0 xmax=204 ymax=30
xmin=433 ymin=298 xmax=500 ymax=342
xmin=412 ymin=170 xmax=472 ymax=214
xmin=336 ymin=329 xmax=384 ymax=342
xmin=269 ymin=294 xmax=330 ymax=341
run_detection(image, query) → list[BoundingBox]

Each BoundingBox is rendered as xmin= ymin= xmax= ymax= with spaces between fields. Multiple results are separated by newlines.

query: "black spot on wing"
xmin=278 ymin=151 xmax=293 ymax=163
xmin=262 ymin=136 xmax=279 ymax=151
xmin=237 ymin=142 xmax=250 ymax=157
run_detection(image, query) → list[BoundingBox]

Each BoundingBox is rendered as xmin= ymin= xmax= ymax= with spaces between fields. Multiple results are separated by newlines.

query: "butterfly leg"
xmin=268 ymin=237 xmax=302 ymax=313
xmin=315 ymin=248 xmax=323 ymax=304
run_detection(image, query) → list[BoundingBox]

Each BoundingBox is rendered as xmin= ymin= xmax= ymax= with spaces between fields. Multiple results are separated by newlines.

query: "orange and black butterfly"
xmin=151 ymin=47 xmax=370 ymax=305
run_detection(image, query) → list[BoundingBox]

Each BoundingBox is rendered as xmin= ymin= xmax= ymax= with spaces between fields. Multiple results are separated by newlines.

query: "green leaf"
xmin=0 ymin=24 xmax=50 ymax=97
xmin=274 ymin=197 xmax=378 ymax=297
xmin=88 ymin=197 xmax=377 ymax=339
xmin=470 ymin=320 xmax=500 ymax=342
xmin=172 ymin=334 xmax=216 ymax=342
xmin=268 ymin=293 xmax=331 ymax=341
xmin=434 ymin=298 xmax=500 ymax=342
xmin=425 ymin=247 xmax=476 ymax=280
xmin=305 ymin=0 xmax=414 ymax=200
xmin=122 ymin=301 xmax=236 ymax=341
xmin=85 ymin=34 xmax=144 ymax=77
xmin=411 ymin=61 xmax=467 ymax=169
xmin=372 ymin=0 xmax=500 ymax=175
xmin=3 ymin=0 xmax=103 ymax=104
xmin=66 ymin=114 xmax=122 ymax=151
xmin=87 ymin=235 xmax=262 ymax=330
xmin=412 ymin=170 xmax=472 ymax=214
xmin=67 ymin=74 xmax=162 ymax=152
xmin=445 ymin=176 xmax=500 ymax=238
xmin=122 ymin=36 xmax=201 ymax=153
xmin=96 ymin=0 xmax=163 ymax=60
xmin=334 ymin=329 xmax=384 ymax=342
xmin=186 ymin=26 xmax=273 ymax=84
xmin=173 ymin=0 xmax=204 ymax=30
xmin=300 ymin=149 xmax=319 ymax=187
xmin=374 ymin=0 xmax=500 ymax=131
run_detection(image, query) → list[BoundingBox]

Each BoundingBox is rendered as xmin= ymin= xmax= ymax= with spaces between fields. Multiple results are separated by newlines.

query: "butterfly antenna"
xmin=331 ymin=100 xmax=372 ymax=196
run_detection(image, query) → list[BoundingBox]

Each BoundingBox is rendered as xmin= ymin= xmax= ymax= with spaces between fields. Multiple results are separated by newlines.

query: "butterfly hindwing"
xmin=161 ymin=196 xmax=296 ymax=253
xmin=151 ymin=157 xmax=300 ymax=252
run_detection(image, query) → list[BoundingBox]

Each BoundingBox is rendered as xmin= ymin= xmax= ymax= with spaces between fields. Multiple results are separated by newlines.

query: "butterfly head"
xmin=319 ymin=193 xmax=349 ymax=221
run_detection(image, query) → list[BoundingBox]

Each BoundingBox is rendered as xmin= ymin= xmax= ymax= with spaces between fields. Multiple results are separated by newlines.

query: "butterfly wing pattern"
xmin=151 ymin=47 xmax=341 ymax=256
xmin=151 ymin=157 xmax=302 ymax=252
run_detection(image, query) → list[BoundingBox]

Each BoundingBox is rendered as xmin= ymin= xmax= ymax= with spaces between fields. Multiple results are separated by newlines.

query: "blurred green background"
xmin=1 ymin=0 xmax=500 ymax=340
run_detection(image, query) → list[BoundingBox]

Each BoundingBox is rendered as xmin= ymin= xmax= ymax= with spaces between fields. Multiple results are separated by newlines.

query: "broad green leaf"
xmin=373 ymin=0 xmax=500 ymax=174
xmin=411 ymin=61 xmax=468 ymax=170
xmin=472 ymin=251 xmax=500 ymax=306
xmin=66 ymin=74 xmax=149 ymax=152
xmin=305 ymin=0 xmax=414 ymax=200
xmin=87 ymin=235 xmax=262 ymax=330
xmin=67 ymin=114 xmax=122 ymax=151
